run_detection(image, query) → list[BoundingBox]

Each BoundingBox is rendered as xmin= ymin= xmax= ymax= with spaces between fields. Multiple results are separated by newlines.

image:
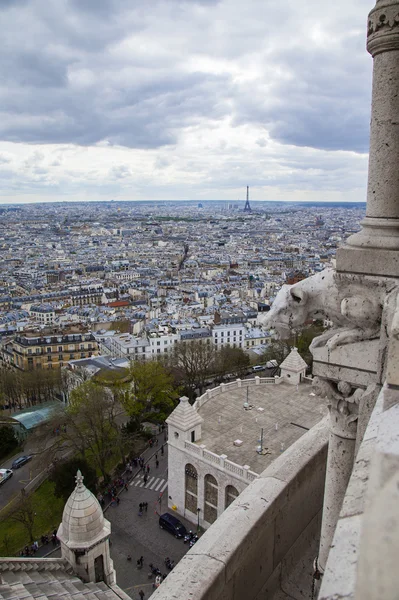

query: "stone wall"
xmin=168 ymin=438 xmax=250 ymax=529
xmin=155 ymin=417 xmax=329 ymax=600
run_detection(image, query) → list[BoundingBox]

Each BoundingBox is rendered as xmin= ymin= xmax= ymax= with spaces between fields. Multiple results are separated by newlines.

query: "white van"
xmin=0 ymin=469 xmax=13 ymax=486
xmin=266 ymin=360 xmax=278 ymax=369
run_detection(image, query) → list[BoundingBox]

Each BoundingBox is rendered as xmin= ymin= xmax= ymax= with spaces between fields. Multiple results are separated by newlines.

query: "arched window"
xmin=185 ymin=463 xmax=198 ymax=513
xmin=204 ymin=474 xmax=218 ymax=524
xmin=225 ymin=485 xmax=239 ymax=509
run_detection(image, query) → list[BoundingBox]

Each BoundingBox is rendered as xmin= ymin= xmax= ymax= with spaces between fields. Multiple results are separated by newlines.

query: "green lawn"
xmin=0 ymin=480 xmax=64 ymax=556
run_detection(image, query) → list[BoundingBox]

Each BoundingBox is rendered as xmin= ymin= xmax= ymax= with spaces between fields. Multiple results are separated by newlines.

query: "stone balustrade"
xmin=184 ymin=440 xmax=258 ymax=482
xmin=153 ymin=418 xmax=329 ymax=600
xmin=194 ymin=377 xmax=280 ymax=410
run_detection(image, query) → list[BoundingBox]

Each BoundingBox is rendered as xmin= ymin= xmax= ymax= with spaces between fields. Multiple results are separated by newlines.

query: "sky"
xmin=0 ymin=0 xmax=375 ymax=204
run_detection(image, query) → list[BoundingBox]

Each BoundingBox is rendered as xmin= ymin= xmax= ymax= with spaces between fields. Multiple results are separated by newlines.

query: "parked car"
xmin=11 ymin=455 xmax=32 ymax=469
xmin=0 ymin=469 xmax=13 ymax=486
xmin=159 ymin=513 xmax=187 ymax=538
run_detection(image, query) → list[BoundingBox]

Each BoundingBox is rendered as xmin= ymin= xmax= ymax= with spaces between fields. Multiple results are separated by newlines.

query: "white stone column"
xmin=337 ymin=0 xmax=399 ymax=277
xmin=313 ymin=380 xmax=359 ymax=573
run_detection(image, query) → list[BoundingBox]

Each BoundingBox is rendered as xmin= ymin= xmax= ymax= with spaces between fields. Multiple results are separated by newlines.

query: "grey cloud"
xmin=0 ymin=0 xmax=372 ymax=158
xmin=233 ymin=34 xmax=372 ymax=153
xmin=3 ymin=50 xmax=70 ymax=88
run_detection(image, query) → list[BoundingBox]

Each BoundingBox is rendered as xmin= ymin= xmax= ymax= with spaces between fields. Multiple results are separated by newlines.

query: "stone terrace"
xmin=197 ymin=380 xmax=326 ymax=473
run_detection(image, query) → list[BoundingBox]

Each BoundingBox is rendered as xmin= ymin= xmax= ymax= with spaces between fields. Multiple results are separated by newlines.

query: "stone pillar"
xmin=313 ymin=379 xmax=359 ymax=573
xmin=337 ymin=0 xmax=399 ymax=277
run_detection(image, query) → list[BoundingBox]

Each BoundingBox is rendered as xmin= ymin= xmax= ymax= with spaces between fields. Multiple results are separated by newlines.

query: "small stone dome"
xmin=59 ymin=470 xmax=105 ymax=546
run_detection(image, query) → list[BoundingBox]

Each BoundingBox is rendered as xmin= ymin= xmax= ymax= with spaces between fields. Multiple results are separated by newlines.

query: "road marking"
xmin=130 ymin=476 xmax=167 ymax=490
xmin=154 ymin=479 xmax=164 ymax=491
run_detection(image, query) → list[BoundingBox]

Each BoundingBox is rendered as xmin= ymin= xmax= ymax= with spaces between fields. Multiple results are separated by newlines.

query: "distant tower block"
xmin=244 ymin=186 xmax=252 ymax=212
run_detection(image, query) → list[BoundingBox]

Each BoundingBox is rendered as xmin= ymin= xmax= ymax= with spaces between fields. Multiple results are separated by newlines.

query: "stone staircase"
xmin=0 ymin=558 xmax=125 ymax=599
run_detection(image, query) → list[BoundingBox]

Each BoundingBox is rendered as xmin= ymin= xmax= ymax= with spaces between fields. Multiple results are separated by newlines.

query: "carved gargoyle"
xmin=257 ymin=268 xmax=396 ymax=350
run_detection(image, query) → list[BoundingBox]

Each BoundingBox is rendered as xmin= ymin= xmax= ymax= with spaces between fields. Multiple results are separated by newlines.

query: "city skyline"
xmin=0 ymin=0 xmax=373 ymax=204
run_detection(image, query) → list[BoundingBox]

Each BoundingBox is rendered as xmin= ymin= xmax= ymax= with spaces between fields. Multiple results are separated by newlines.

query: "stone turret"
xmin=57 ymin=470 xmax=115 ymax=585
xmin=279 ymin=347 xmax=307 ymax=385
xmin=166 ymin=396 xmax=203 ymax=444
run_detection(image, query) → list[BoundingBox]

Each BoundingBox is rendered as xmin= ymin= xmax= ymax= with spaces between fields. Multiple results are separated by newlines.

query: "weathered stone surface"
xmin=319 ymin=514 xmax=362 ymax=600
xmin=312 ymin=340 xmax=379 ymax=387
xmin=340 ymin=437 xmax=375 ymax=519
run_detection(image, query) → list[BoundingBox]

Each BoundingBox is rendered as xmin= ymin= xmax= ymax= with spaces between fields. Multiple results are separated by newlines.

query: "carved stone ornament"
xmin=258 ymin=268 xmax=397 ymax=351
xmin=367 ymin=1 xmax=399 ymax=55
xmin=312 ymin=377 xmax=361 ymax=439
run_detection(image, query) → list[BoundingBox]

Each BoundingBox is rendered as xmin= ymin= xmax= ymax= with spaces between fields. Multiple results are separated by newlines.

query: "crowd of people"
xmin=20 ymin=530 xmax=59 ymax=557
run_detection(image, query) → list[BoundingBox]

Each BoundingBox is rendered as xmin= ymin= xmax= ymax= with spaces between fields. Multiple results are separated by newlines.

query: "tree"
xmin=0 ymin=426 xmax=19 ymax=460
xmin=172 ymin=340 xmax=216 ymax=397
xmin=260 ymin=339 xmax=291 ymax=366
xmin=215 ymin=346 xmax=250 ymax=379
xmin=47 ymin=382 xmax=124 ymax=482
xmin=50 ymin=457 xmax=97 ymax=501
xmin=121 ymin=360 xmax=179 ymax=425
xmin=10 ymin=491 xmax=36 ymax=543
xmin=260 ymin=322 xmax=326 ymax=369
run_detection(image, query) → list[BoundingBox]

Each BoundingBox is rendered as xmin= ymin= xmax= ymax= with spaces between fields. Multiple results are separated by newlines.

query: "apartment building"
xmin=29 ymin=304 xmax=56 ymax=325
xmin=11 ymin=329 xmax=98 ymax=370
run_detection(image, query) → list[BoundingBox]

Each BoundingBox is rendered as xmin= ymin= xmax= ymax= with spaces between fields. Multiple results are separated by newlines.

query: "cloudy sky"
xmin=0 ymin=0 xmax=374 ymax=204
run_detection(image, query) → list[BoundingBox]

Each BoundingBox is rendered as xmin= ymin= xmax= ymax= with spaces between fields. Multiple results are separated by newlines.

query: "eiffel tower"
xmin=244 ymin=185 xmax=251 ymax=212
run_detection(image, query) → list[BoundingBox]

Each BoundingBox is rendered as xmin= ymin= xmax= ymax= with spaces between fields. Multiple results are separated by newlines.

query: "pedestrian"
xmin=139 ymin=590 xmax=145 ymax=600
xmin=116 ymin=496 xmax=120 ymax=505
xmin=144 ymin=502 xmax=148 ymax=512
xmin=146 ymin=465 xmax=150 ymax=474
xmin=125 ymin=482 xmax=128 ymax=491
xmin=140 ymin=555 xmax=144 ymax=567
xmin=161 ymin=445 xmax=164 ymax=456
xmin=156 ymin=459 xmax=159 ymax=468
xmin=144 ymin=474 xmax=148 ymax=485
xmin=155 ymin=437 xmax=158 ymax=446
xmin=139 ymin=503 xmax=143 ymax=511
xmin=155 ymin=453 xmax=158 ymax=461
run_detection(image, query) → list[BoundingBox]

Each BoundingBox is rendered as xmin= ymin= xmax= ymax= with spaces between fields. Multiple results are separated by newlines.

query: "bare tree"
xmin=172 ymin=340 xmax=216 ymax=397
xmin=10 ymin=491 xmax=36 ymax=543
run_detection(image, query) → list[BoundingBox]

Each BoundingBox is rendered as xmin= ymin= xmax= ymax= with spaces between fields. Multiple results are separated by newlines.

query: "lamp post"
xmin=197 ymin=508 xmax=201 ymax=531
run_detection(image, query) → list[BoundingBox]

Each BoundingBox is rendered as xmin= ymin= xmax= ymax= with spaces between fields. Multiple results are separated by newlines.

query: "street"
xmin=0 ymin=451 xmax=43 ymax=513
xmin=106 ymin=439 xmax=193 ymax=599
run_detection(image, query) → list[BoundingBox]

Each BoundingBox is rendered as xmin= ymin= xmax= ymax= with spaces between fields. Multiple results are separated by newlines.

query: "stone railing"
xmin=202 ymin=449 xmax=221 ymax=465
xmin=184 ymin=441 xmax=258 ymax=483
xmin=153 ymin=417 xmax=329 ymax=600
xmin=194 ymin=377 xmax=279 ymax=410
